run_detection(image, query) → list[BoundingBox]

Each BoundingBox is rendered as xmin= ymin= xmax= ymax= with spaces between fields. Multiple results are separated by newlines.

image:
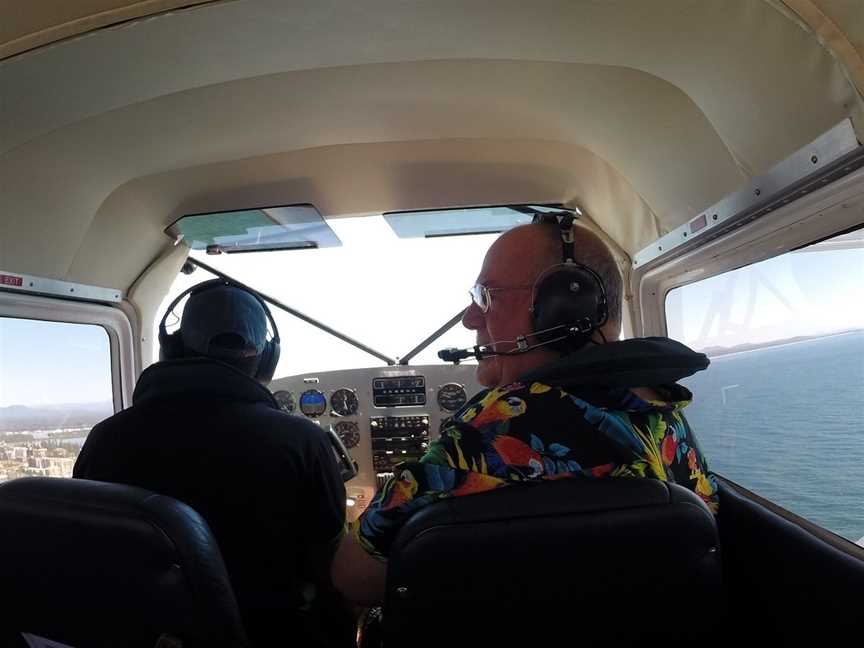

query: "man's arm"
xmin=331 ymin=530 xmax=387 ymax=606
xmin=303 ymin=431 xmax=349 ymax=578
xmin=330 ymin=459 xmax=444 ymax=606
xmin=332 ymin=424 xmax=507 ymax=605
xmin=667 ymin=411 xmax=719 ymax=514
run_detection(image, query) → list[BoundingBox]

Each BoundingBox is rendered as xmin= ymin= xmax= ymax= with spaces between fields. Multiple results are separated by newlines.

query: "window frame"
xmin=0 ymin=291 xmax=136 ymax=412
xmin=630 ymin=165 xmax=864 ymax=339
xmin=627 ymin=166 xmax=864 ymax=546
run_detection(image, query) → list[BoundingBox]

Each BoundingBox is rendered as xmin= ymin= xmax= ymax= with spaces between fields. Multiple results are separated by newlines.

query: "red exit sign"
xmin=0 ymin=274 xmax=23 ymax=287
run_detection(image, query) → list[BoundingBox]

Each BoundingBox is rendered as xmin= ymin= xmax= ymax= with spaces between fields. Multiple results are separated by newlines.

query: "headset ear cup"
xmin=531 ymin=265 xmax=606 ymax=352
xmin=255 ymin=339 xmax=280 ymax=382
xmin=159 ymin=330 xmax=186 ymax=361
xmin=252 ymin=296 xmax=280 ymax=382
xmin=596 ymin=296 xmax=608 ymax=328
xmin=532 ymin=270 xmax=584 ymax=338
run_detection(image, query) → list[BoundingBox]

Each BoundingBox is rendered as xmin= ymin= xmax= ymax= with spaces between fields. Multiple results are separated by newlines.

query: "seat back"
xmin=386 ymin=478 xmax=722 ymax=647
xmin=0 ymin=477 xmax=249 ymax=647
xmin=716 ymin=479 xmax=864 ymax=645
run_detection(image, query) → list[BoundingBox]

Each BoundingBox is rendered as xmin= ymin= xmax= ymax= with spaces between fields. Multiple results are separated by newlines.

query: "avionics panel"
xmin=372 ymin=375 xmax=426 ymax=407
xmin=271 ymin=364 xmax=481 ymax=522
xmin=370 ymin=414 xmax=429 ymax=473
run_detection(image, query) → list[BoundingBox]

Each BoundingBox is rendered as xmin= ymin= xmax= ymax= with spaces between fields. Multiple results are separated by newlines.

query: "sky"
xmin=665 ymin=247 xmax=864 ymax=350
xmin=2 ymin=215 xmax=862 ymax=407
xmin=0 ymin=317 xmax=113 ymax=407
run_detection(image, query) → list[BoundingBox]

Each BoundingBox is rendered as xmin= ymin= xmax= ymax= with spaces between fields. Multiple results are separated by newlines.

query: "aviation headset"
xmin=529 ymin=212 xmax=609 ymax=352
xmin=158 ymin=278 xmax=281 ymax=382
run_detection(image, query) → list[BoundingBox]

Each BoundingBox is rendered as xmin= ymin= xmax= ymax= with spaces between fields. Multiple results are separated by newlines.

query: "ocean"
xmin=680 ymin=330 xmax=864 ymax=542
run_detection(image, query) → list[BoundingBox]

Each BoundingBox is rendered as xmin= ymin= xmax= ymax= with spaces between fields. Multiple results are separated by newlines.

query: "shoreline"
xmin=703 ymin=329 xmax=862 ymax=360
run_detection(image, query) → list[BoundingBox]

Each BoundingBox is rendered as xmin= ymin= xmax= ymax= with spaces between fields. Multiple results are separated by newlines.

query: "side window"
xmin=0 ymin=318 xmax=113 ymax=481
xmin=665 ymin=228 xmax=864 ymax=543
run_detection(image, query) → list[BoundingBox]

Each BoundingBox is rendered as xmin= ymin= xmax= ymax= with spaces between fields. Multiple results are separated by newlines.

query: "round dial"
xmin=331 ymin=388 xmax=359 ymax=417
xmin=299 ymin=389 xmax=327 ymax=418
xmin=334 ymin=421 xmax=361 ymax=449
xmin=437 ymin=383 xmax=468 ymax=412
xmin=273 ymin=390 xmax=295 ymax=414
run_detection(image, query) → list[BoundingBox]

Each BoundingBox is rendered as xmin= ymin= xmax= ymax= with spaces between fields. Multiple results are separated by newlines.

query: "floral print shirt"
xmin=354 ymin=380 xmax=719 ymax=559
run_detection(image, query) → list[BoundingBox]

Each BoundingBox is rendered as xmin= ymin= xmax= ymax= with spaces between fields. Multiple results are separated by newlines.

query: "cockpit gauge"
xmin=299 ymin=389 xmax=327 ymax=418
xmin=331 ymin=388 xmax=359 ymax=417
xmin=334 ymin=421 xmax=361 ymax=449
xmin=273 ymin=390 xmax=295 ymax=414
xmin=437 ymin=383 xmax=468 ymax=412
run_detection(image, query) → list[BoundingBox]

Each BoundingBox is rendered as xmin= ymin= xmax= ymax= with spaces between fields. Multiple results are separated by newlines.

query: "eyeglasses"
xmin=469 ymin=283 xmax=532 ymax=313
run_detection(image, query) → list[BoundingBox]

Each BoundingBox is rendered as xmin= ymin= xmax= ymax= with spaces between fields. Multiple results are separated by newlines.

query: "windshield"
xmin=154 ymin=214 xmax=499 ymax=376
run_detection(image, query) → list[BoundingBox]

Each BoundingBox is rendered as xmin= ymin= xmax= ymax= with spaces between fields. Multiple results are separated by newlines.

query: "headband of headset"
xmin=530 ymin=212 xmax=608 ymax=352
xmin=158 ymin=278 xmax=281 ymax=382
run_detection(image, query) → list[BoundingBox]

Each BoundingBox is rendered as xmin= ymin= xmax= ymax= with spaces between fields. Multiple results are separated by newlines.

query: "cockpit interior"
xmin=2 ymin=1 xmax=864 ymax=646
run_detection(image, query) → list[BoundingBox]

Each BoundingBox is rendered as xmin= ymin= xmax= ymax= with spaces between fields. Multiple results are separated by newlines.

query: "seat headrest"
xmin=386 ymin=478 xmax=722 ymax=647
xmin=0 ymin=477 xmax=249 ymax=648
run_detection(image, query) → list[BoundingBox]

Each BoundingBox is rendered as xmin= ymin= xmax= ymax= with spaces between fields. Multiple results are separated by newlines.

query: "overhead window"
xmin=165 ymin=204 xmax=341 ymax=253
xmin=383 ymin=204 xmax=570 ymax=238
xmin=665 ymin=227 xmax=864 ymax=544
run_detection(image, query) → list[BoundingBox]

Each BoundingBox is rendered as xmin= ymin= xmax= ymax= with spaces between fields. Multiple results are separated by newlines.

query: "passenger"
xmin=332 ymin=217 xmax=719 ymax=605
xmin=74 ymin=279 xmax=353 ymax=647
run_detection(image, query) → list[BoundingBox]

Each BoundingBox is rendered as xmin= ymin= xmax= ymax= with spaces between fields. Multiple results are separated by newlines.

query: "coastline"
xmin=701 ymin=329 xmax=862 ymax=360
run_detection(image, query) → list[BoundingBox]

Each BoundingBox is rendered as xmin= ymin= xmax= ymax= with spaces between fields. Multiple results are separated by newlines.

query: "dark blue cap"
xmin=181 ymin=284 xmax=268 ymax=358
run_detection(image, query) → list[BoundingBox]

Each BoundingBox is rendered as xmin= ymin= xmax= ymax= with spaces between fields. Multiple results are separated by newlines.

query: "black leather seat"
xmin=385 ymin=478 xmax=723 ymax=647
xmin=0 ymin=477 xmax=250 ymax=647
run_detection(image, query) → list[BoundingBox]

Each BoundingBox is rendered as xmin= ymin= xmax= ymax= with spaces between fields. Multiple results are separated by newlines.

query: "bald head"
xmin=462 ymin=222 xmax=623 ymax=387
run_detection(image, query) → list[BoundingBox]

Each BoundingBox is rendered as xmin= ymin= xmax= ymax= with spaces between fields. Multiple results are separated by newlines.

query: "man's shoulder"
xmin=85 ymin=406 xmax=139 ymax=438
xmin=134 ymin=358 xmax=279 ymax=409
xmin=97 ymin=391 xmax=326 ymax=450
xmin=455 ymin=381 xmax=565 ymax=429
xmin=480 ymin=380 xmax=561 ymax=403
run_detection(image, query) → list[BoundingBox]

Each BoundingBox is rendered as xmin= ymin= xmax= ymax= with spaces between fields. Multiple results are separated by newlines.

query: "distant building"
xmin=47 ymin=457 xmax=75 ymax=478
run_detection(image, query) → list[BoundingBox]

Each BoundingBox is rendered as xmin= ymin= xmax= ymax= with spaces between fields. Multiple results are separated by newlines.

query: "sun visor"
xmin=383 ymin=205 xmax=576 ymax=238
xmin=164 ymin=204 xmax=341 ymax=254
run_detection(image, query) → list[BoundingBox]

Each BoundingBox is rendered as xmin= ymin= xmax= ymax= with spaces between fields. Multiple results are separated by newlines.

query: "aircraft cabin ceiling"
xmin=1 ymin=0 xmax=863 ymax=292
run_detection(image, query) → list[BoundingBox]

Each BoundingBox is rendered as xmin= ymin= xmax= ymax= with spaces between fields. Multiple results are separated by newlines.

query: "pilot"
xmin=332 ymin=215 xmax=719 ymax=605
xmin=74 ymin=279 xmax=354 ymax=647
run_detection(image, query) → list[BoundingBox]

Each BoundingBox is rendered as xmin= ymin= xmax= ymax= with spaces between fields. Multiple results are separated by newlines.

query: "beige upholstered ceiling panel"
xmin=0 ymin=60 xmax=735 ymax=288
xmin=3 ymin=0 xmax=855 ymax=166
xmin=1 ymin=0 xmax=861 ymax=291
xmin=780 ymin=1 xmax=864 ymax=96
xmin=0 ymin=0 xmax=219 ymax=60
xmin=67 ymin=139 xmax=657 ymax=288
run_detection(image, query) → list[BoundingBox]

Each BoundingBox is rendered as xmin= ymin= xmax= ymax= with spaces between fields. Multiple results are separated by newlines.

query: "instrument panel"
xmin=299 ymin=389 xmax=327 ymax=417
xmin=273 ymin=389 xmax=295 ymax=413
xmin=437 ymin=382 xmax=468 ymax=411
xmin=269 ymin=364 xmax=481 ymax=521
xmin=331 ymin=388 xmax=359 ymax=417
